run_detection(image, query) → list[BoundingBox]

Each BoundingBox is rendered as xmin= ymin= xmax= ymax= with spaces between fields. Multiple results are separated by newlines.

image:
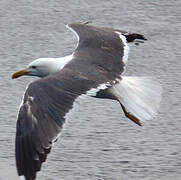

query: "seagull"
xmin=12 ymin=22 xmax=162 ymax=180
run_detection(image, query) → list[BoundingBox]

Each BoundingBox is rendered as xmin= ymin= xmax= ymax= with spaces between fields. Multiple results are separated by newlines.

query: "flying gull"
xmin=12 ymin=23 xmax=162 ymax=180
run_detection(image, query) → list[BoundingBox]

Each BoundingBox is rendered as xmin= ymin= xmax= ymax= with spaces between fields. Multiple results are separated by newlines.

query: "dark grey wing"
xmin=16 ymin=80 xmax=65 ymax=180
xmin=66 ymin=23 xmax=128 ymax=76
xmin=15 ymin=66 xmax=115 ymax=180
xmin=79 ymin=22 xmax=147 ymax=43
xmin=66 ymin=23 xmax=146 ymax=78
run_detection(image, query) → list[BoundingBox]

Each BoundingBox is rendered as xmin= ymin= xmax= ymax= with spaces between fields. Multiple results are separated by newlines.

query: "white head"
xmin=12 ymin=58 xmax=61 ymax=79
xmin=12 ymin=55 xmax=73 ymax=79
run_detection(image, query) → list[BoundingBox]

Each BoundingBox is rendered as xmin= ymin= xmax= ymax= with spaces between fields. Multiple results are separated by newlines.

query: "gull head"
xmin=12 ymin=58 xmax=60 ymax=79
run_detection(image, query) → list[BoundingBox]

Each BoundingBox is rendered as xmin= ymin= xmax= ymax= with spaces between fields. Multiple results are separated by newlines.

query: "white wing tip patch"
xmin=19 ymin=176 xmax=25 ymax=180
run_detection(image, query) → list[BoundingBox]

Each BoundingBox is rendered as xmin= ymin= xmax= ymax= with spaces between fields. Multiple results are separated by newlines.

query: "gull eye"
xmin=32 ymin=66 xmax=36 ymax=69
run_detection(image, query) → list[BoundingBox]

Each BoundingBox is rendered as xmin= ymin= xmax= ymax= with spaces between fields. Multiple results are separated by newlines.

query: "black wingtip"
xmin=124 ymin=33 xmax=147 ymax=44
xmin=25 ymin=175 xmax=36 ymax=180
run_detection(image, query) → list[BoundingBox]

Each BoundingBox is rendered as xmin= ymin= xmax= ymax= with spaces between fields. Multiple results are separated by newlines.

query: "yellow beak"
xmin=12 ymin=69 xmax=29 ymax=79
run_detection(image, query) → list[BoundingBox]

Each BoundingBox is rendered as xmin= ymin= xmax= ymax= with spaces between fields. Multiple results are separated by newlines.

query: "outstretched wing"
xmin=66 ymin=23 xmax=146 ymax=73
xmin=66 ymin=23 xmax=129 ymax=75
xmin=16 ymin=69 xmax=101 ymax=180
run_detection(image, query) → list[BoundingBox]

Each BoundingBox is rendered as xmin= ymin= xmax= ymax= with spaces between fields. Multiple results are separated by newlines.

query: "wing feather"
xmin=16 ymin=69 xmax=105 ymax=179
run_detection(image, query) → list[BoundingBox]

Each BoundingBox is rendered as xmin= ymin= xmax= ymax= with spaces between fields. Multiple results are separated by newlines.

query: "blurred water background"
xmin=0 ymin=0 xmax=181 ymax=179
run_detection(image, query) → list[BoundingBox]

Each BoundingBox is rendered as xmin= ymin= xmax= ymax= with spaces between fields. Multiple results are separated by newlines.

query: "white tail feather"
xmin=111 ymin=76 xmax=162 ymax=122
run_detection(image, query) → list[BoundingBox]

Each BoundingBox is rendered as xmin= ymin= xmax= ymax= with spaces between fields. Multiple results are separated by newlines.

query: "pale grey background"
xmin=0 ymin=0 xmax=181 ymax=179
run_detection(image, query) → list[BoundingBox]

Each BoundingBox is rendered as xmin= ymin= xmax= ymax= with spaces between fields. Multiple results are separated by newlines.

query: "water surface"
xmin=0 ymin=0 xmax=181 ymax=179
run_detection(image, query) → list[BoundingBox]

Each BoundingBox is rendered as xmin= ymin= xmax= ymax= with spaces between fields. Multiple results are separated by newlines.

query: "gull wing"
xmin=66 ymin=23 xmax=129 ymax=74
xmin=15 ymin=64 xmax=117 ymax=179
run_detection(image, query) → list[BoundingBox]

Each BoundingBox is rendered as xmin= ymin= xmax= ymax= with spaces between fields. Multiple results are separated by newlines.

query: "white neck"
xmin=51 ymin=54 xmax=74 ymax=72
xmin=28 ymin=54 xmax=74 ymax=77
